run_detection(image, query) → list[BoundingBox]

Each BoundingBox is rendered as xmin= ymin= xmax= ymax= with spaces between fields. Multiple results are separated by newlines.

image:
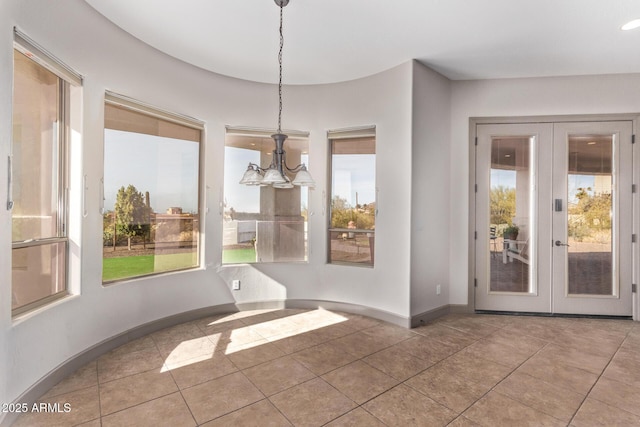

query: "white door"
xmin=552 ymin=121 xmax=633 ymax=316
xmin=475 ymin=120 xmax=633 ymax=316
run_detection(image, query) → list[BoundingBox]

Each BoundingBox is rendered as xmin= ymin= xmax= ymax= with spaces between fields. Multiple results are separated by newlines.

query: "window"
xmin=223 ymin=128 xmax=309 ymax=263
xmin=11 ymin=30 xmax=82 ymax=315
xmin=328 ymin=127 xmax=376 ymax=266
xmin=102 ymin=92 xmax=203 ymax=282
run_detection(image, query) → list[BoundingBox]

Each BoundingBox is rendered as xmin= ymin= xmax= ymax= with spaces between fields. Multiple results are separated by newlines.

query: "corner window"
xmin=223 ymin=128 xmax=309 ymax=263
xmin=328 ymin=127 xmax=376 ymax=266
xmin=11 ymin=30 xmax=82 ymax=315
xmin=102 ymin=93 xmax=203 ymax=282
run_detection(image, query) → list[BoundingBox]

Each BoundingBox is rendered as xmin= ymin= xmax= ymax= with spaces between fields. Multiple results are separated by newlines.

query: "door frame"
xmin=468 ymin=114 xmax=640 ymax=320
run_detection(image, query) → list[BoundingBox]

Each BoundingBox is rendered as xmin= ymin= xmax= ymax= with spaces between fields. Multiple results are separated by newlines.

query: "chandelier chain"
xmin=277 ymin=2 xmax=284 ymax=133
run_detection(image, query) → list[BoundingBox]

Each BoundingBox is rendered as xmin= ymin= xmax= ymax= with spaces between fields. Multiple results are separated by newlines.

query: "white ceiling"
xmin=84 ymin=0 xmax=640 ymax=85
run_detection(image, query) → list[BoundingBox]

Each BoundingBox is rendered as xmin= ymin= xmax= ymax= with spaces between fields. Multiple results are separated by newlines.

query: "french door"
xmin=475 ymin=120 xmax=633 ymax=316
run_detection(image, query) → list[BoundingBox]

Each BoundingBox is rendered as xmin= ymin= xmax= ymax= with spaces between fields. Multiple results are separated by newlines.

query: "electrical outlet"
xmin=436 ymin=284 xmax=441 ymax=295
xmin=232 ymin=280 xmax=241 ymax=290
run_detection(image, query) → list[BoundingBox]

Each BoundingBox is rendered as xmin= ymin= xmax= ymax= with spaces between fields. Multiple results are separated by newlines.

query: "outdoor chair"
xmin=503 ymin=238 xmax=529 ymax=265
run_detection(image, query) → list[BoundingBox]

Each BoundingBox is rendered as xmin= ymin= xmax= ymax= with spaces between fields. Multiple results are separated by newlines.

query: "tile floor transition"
xmin=12 ymin=309 xmax=640 ymax=426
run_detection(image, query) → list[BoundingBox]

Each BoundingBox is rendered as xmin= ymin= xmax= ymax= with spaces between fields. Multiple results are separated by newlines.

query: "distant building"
xmin=167 ymin=207 xmax=183 ymax=215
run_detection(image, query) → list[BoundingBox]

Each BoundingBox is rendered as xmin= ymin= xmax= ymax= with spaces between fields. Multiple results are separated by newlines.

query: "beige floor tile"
xmin=200 ymin=399 xmax=292 ymax=427
xmin=572 ymin=397 xmax=640 ymax=426
xmin=286 ymin=308 xmax=350 ymax=330
xmin=502 ymin=321 xmax=562 ymax=342
xmin=446 ymin=415 xmax=484 ymax=427
xmin=155 ymin=335 xmax=220 ymax=365
xmin=150 ymin=322 xmax=205 ymax=348
xmin=463 ymin=391 xmax=565 ymax=427
xmin=164 ymin=351 xmax=237 ymax=389
xmin=435 ymin=316 xmax=500 ymax=339
xmin=19 ymin=310 xmax=640 ymax=427
xmin=360 ymin=322 xmax=416 ymax=344
xmin=363 ymin=346 xmax=433 ymax=381
xmin=325 ymin=408 xmax=386 ymax=426
xmin=405 ymin=364 xmax=491 ymax=413
xmin=101 ymin=392 xmax=196 ymax=427
xmin=269 ymin=377 xmax=356 ymax=427
xmin=331 ymin=331 xmax=394 ymax=358
xmin=99 ymin=369 xmax=177 ymax=415
xmin=75 ymin=419 xmax=101 ymax=427
xmin=97 ymin=346 xmax=165 ymax=384
xmin=550 ymin=329 xmax=623 ymax=358
xmin=250 ymin=317 xmax=302 ymax=339
xmin=292 ymin=342 xmax=358 ymax=375
xmin=589 ymin=376 xmax=640 ymax=417
xmin=266 ymin=329 xmax=324 ymax=354
xmin=225 ymin=341 xmax=286 ymax=369
xmin=412 ymin=323 xmax=478 ymax=348
xmin=436 ymin=351 xmax=514 ymax=388
xmin=485 ymin=328 xmax=548 ymax=353
xmin=222 ymin=325 xmax=266 ymax=347
xmin=106 ymin=336 xmax=157 ymax=358
xmin=363 ymin=384 xmax=456 ymax=427
xmin=13 ymin=386 xmax=100 ymax=427
xmin=536 ymin=343 xmax=611 ymax=375
xmin=495 ymin=371 xmax=584 ymax=422
xmin=43 ymin=361 xmax=98 ymax=398
xmin=339 ymin=313 xmax=381 ymax=330
xmin=517 ymin=353 xmax=599 ymax=395
xmin=322 ymin=361 xmax=398 ymax=404
xmin=181 ymin=372 xmax=264 ymax=424
xmin=459 ymin=338 xmax=536 ymax=368
xmin=395 ymin=335 xmax=461 ymax=364
xmin=243 ymin=356 xmax=316 ymax=396
xmin=196 ymin=317 xmax=246 ymax=336
xmin=311 ymin=322 xmax=359 ymax=342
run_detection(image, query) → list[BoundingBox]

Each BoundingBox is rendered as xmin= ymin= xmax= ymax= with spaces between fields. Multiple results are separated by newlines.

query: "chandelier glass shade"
xmin=238 ymin=0 xmax=315 ymax=189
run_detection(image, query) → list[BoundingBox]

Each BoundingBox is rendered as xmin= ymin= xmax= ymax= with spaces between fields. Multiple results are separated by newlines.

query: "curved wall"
xmin=0 ymin=0 xmax=414 ymax=409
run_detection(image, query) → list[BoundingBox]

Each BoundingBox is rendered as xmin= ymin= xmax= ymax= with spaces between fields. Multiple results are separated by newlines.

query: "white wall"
xmin=410 ymin=61 xmax=451 ymax=316
xmin=449 ymin=74 xmax=640 ymax=305
xmin=1 ymin=0 xmax=414 ymax=407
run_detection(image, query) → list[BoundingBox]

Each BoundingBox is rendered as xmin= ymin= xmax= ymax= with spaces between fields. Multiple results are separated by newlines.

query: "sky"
xmin=104 ymin=130 xmax=199 ymax=213
xmin=490 ymin=168 xmax=597 ymax=203
xmin=223 ymin=148 xmax=376 ymax=213
xmin=223 ymin=146 xmax=310 ymax=213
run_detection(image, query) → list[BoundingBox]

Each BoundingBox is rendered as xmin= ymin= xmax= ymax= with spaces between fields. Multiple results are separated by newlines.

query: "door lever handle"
xmin=555 ymin=240 xmax=570 ymax=247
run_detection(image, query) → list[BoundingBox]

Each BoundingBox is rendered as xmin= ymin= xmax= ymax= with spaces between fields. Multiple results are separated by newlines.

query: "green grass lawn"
xmin=103 ymin=249 xmax=256 ymax=281
xmin=103 ymin=252 xmax=197 ymax=281
xmin=222 ymin=248 xmax=256 ymax=264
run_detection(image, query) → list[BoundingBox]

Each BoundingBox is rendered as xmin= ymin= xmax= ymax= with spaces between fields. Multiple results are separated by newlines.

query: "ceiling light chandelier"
xmin=239 ymin=0 xmax=315 ymax=189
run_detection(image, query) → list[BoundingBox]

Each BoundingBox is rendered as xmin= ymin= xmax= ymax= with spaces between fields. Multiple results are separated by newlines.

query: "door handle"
xmin=555 ymin=240 xmax=570 ymax=247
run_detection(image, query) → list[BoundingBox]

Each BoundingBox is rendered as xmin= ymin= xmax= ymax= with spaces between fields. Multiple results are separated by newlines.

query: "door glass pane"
xmin=567 ymin=135 xmax=613 ymax=295
xmin=489 ymin=137 xmax=532 ymax=293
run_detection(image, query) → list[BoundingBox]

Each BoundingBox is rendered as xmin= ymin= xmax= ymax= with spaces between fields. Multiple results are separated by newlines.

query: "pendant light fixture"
xmin=239 ymin=0 xmax=315 ymax=189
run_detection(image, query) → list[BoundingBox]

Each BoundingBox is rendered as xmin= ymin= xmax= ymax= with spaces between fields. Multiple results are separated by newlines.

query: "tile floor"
xmin=12 ymin=309 xmax=640 ymax=426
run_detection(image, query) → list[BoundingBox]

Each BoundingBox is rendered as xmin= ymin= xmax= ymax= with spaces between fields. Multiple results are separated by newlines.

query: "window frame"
xmin=11 ymin=29 xmax=82 ymax=316
xmin=327 ymin=126 xmax=377 ymax=267
xmin=102 ymin=92 xmax=205 ymax=284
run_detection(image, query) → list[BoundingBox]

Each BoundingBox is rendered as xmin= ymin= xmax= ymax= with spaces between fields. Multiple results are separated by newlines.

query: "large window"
xmin=328 ymin=127 xmax=376 ymax=266
xmin=11 ymin=31 xmax=82 ymax=315
xmin=102 ymin=93 xmax=202 ymax=282
xmin=223 ymin=128 xmax=309 ymax=263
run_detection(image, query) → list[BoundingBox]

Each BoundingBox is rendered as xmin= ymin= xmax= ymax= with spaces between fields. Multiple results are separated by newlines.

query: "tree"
xmin=330 ymin=195 xmax=375 ymax=229
xmin=490 ymin=185 xmax=516 ymax=226
xmin=114 ymin=185 xmax=152 ymax=250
